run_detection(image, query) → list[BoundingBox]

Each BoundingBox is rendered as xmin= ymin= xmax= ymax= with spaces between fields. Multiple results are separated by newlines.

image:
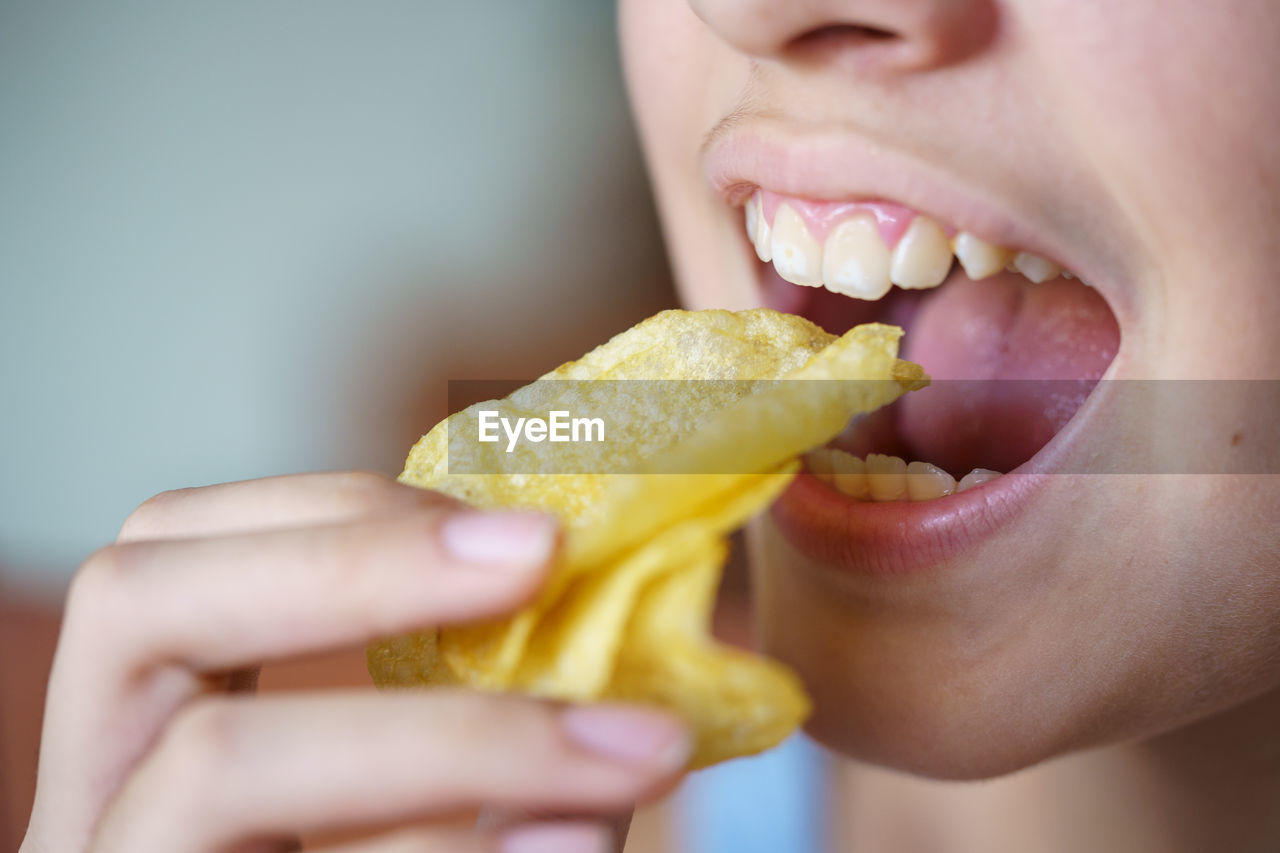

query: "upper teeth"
xmin=746 ymin=193 xmax=773 ymax=262
xmin=889 ymin=215 xmax=952 ymax=290
xmin=822 ymin=215 xmax=892 ymax=299
xmin=771 ymin=204 xmax=823 ymax=287
xmin=745 ymin=192 xmax=1069 ymax=298
xmin=1011 ymin=251 xmax=1062 ymax=283
xmin=953 ymin=231 xmax=1013 ymax=279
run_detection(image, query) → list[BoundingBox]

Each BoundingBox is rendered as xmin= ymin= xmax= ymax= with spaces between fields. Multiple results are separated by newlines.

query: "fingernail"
xmin=561 ymin=704 xmax=691 ymax=768
xmin=501 ymin=822 xmax=610 ymax=853
xmin=440 ymin=511 xmax=556 ymax=566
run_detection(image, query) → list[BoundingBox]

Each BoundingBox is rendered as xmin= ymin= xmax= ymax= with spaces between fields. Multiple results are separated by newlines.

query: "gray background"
xmin=0 ymin=1 xmax=673 ymax=584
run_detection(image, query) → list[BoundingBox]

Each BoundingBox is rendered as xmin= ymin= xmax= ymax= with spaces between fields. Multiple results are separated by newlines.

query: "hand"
xmin=21 ymin=472 xmax=688 ymax=852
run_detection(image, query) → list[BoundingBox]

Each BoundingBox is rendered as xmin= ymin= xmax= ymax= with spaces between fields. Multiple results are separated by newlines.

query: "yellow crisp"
xmin=367 ymin=308 xmax=926 ymax=767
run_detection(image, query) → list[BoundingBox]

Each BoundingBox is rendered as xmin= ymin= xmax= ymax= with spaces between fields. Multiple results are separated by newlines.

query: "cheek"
xmin=745 ymin=518 xmax=1084 ymax=779
xmin=746 ymin=469 xmax=1280 ymax=781
xmin=618 ymin=0 xmax=715 ymax=187
xmin=1038 ymin=1 xmax=1280 ymax=349
xmin=619 ymin=0 xmax=757 ymax=308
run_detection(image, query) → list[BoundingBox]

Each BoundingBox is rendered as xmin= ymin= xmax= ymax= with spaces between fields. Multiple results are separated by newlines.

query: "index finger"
xmin=117 ymin=470 xmax=442 ymax=543
xmin=76 ymin=506 xmax=558 ymax=674
xmin=477 ymin=804 xmax=634 ymax=852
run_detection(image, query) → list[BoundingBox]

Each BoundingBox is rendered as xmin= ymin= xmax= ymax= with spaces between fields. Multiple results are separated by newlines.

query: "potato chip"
xmin=367 ymin=309 xmax=926 ymax=767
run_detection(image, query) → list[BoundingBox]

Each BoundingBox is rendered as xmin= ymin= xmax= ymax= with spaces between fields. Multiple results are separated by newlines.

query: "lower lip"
xmin=769 ymin=466 xmax=1047 ymax=577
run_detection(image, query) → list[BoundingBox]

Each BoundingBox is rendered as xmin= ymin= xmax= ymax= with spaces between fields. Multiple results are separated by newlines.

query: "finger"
xmin=67 ymin=505 xmax=557 ymax=674
xmin=224 ymin=666 xmax=261 ymax=693
xmin=475 ymin=808 xmax=632 ymax=853
xmin=117 ymin=471 xmax=443 ymax=543
xmin=37 ymin=507 xmax=556 ymax=851
xmin=308 ymin=822 xmax=609 ymax=853
xmin=607 ymin=812 xmax=633 ymax=853
xmin=498 ymin=823 xmax=612 ymax=853
xmin=41 ymin=502 xmax=555 ymax=850
xmin=96 ymin=692 xmax=689 ymax=852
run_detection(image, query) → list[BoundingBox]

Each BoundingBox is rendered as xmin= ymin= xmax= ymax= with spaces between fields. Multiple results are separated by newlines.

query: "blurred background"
xmin=0 ymin=2 xmax=829 ymax=849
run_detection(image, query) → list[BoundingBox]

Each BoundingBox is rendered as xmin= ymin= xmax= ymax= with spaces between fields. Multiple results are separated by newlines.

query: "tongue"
xmin=896 ymin=272 xmax=1119 ymax=474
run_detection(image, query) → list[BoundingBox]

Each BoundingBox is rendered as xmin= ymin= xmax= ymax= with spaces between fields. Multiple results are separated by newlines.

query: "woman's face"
xmin=619 ymin=0 xmax=1280 ymax=778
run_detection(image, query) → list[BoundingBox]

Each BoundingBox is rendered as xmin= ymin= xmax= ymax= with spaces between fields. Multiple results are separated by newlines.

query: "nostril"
xmin=689 ymin=0 xmax=997 ymax=70
xmin=780 ymin=5 xmax=997 ymax=72
xmin=789 ymin=23 xmax=899 ymax=52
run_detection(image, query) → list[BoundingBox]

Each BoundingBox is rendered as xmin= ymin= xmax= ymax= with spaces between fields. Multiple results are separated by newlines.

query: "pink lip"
xmin=769 ymin=356 xmax=1118 ymax=577
xmin=705 ymin=119 xmax=1029 ymax=245
xmin=768 ymin=342 xmax=1123 ymax=576
xmin=770 ymin=468 xmax=1046 ymax=577
xmin=767 ymin=373 xmax=1118 ymax=575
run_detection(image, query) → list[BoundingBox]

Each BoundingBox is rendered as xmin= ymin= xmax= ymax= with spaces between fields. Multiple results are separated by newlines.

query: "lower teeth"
xmin=804 ymin=448 xmax=1001 ymax=502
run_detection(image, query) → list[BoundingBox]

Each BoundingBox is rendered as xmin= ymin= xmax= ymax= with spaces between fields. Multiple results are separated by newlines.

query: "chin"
xmin=745 ymin=521 xmax=1091 ymax=780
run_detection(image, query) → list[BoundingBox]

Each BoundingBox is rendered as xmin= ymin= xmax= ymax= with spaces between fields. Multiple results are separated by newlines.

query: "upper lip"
xmin=701 ymin=114 xmax=1134 ymax=324
xmin=703 ymin=116 xmax=1037 ymax=245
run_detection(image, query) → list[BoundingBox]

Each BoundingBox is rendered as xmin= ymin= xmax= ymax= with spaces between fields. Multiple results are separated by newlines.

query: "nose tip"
xmin=690 ymin=0 xmax=998 ymax=73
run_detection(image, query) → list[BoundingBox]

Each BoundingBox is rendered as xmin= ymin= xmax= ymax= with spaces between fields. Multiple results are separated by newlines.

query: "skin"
xmin=21 ymin=2 xmax=1280 ymax=852
xmin=22 ymin=474 xmax=675 ymax=852
xmin=618 ymin=0 xmax=1280 ymax=849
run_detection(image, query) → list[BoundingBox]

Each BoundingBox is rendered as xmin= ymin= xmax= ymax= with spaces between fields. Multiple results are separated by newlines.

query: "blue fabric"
xmin=678 ymin=734 xmax=826 ymax=853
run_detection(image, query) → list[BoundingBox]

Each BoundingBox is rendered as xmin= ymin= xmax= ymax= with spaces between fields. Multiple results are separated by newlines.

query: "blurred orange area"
xmin=0 ymin=585 xmax=61 ymax=848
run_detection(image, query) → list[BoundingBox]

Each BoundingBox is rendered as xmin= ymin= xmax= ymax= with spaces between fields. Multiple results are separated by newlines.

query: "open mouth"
xmin=739 ymin=188 xmax=1120 ymax=522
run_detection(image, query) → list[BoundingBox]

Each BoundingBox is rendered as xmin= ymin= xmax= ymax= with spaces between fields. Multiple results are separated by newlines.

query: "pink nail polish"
xmin=440 ymin=511 xmax=556 ymax=565
xmin=501 ymin=822 xmax=610 ymax=853
xmin=561 ymin=704 xmax=691 ymax=767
